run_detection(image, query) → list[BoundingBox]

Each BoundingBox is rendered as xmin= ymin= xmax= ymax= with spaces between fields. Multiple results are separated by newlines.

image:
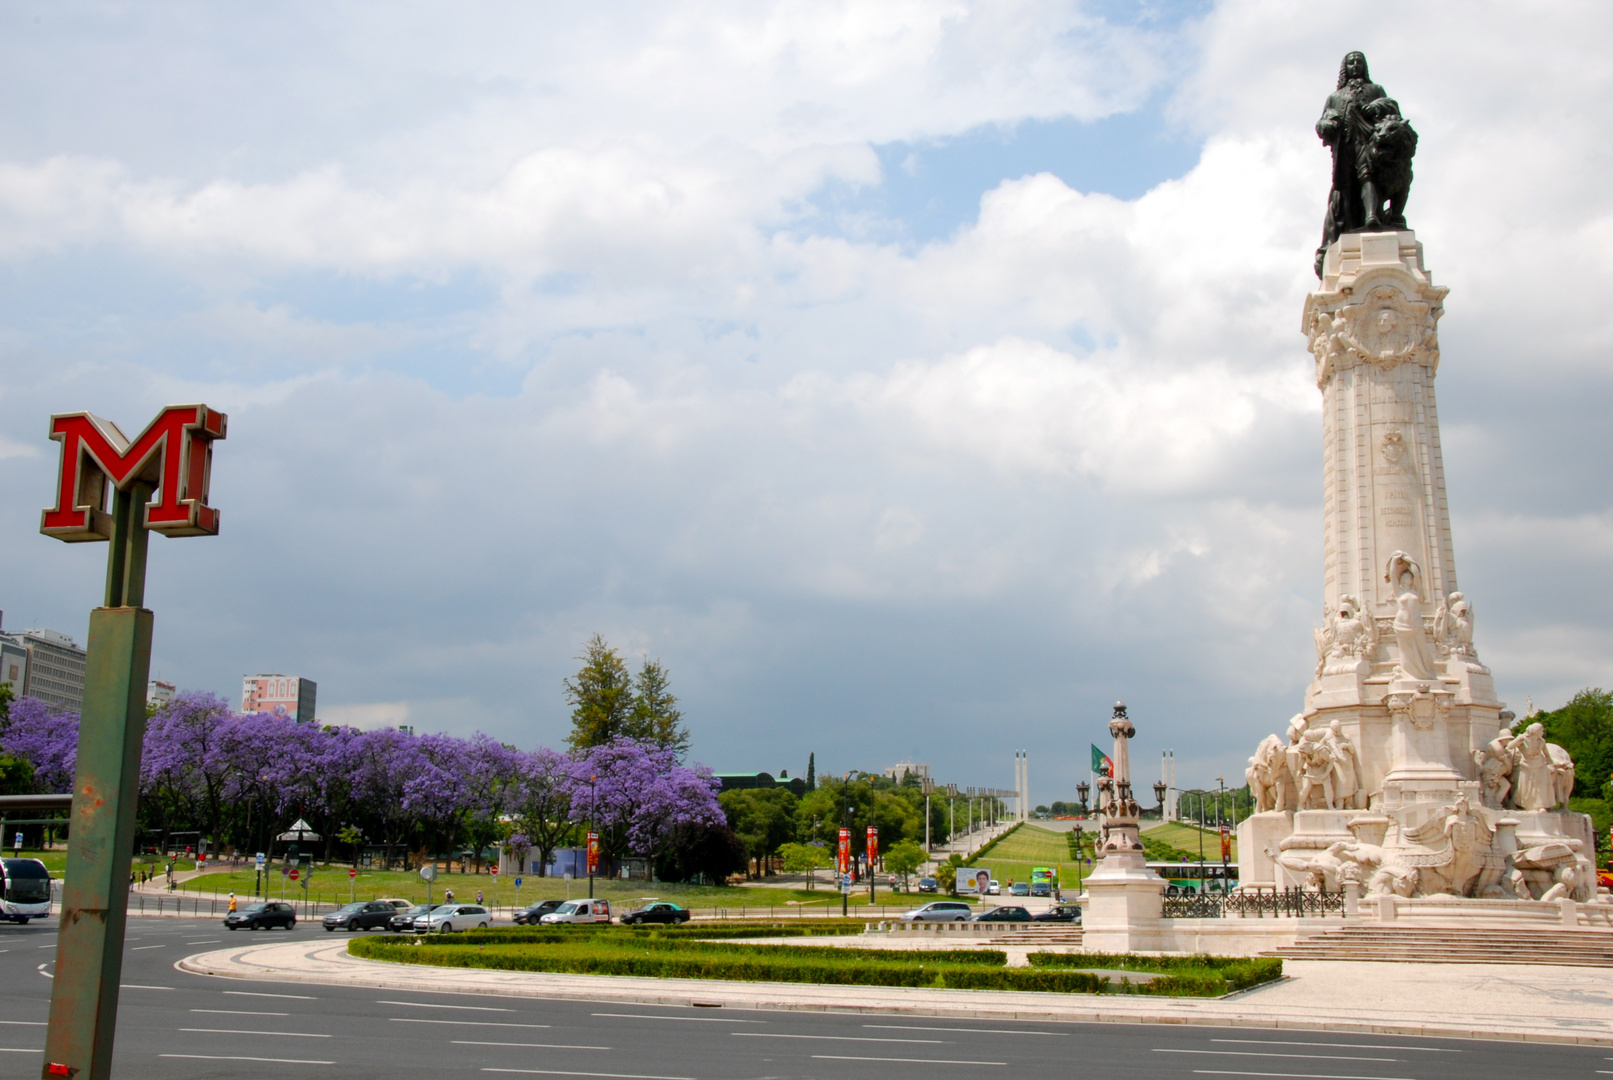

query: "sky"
xmin=2 ymin=1 xmax=1611 ymax=804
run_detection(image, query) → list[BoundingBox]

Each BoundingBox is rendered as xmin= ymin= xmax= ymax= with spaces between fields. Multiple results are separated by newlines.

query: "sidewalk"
xmin=177 ymin=938 xmax=1613 ymax=1047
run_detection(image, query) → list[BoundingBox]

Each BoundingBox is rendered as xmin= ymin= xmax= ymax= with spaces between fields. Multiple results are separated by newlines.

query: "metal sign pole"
xmin=39 ymin=406 xmax=225 ymax=1080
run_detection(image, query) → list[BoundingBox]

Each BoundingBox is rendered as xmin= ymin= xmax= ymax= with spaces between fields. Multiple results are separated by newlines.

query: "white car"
xmin=412 ymin=903 xmax=490 ymax=933
xmin=538 ymin=898 xmax=612 ymax=924
xmin=988 ymin=880 xmax=1001 ymax=895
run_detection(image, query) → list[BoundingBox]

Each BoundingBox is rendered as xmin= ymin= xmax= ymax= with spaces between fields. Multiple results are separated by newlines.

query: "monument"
xmin=1238 ymin=53 xmax=1596 ymax=907
xmin=1081 ymin=702 xmax=1167 ymax=951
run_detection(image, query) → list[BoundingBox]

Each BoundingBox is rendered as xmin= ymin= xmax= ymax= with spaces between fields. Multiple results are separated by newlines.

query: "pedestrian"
xmin=476 ymin=890 xmax=484 ymax=905
xmin=228 ymin=892 xmax=237 ymax=913
xmin=444 ymin=888 xmax=454 ymax=904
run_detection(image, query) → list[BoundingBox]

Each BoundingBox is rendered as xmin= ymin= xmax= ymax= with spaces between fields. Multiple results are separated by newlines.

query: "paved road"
xmin=1 ymin=916 xmax=1606 ymax=1079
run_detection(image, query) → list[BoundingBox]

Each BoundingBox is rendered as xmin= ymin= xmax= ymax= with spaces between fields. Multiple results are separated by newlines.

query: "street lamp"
xmin=1073 ymin=822 xmax=1084 ymax=891
xmin=919 ymin=779 xmax=933 ymax=855
xmin=1217 ymin=775 xmax=1228 ymax=895
xmin=1153 ymin=780 xmax=1168 ymax=819
xmin=1076 ymin=780 xmax=1090 ymax=817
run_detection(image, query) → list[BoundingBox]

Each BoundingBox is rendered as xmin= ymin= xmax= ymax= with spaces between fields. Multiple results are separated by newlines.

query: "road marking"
xmin=865 ymin=1025 xmax=1063 ymax=1036
xmin=179 ymin=1028 xmax=331 ymax=1038
xmin=812 ymin=1056 xmax=1005 ymax=1066
xmin=186 ymin=939 xmax=222 ymax=944
xmin=162 ymin=1054 xmax=335 ymax=1065
xmin=483 ymin=1071 xmax=692 ymax=1080
xmin=38 ymin=943 xmax=56 ymax=949
xmin=379 ymin=1000 xmax=513 ymax=1012
xmin=737 ymin=1034 xmax=945 ymax=1044
xmin=0 ymin=1021 xmax=46 ymax=1026
xmin=121 ymin=984 xmax=174 ymax=990
xmin=0 ymin=1048 xmax=43 ymax=1053
xmin=1191 ymin=1072 xmax=1418 ymax=1080
xmin=132 ymin=944 xmax=166 ymax=950
xmin=192 ymin=1009 xmax=289 ymax=1017
xmin=224 ymin=990 xmax=316 ymax=999
xmin=592 ymin=1012 xmax=765 ymax=1024
xmin=455 ymin=1041 xmax=612 ymax=1050
xmin=1159 ymin=1050 xmax=1399 ymax=1062
xmin=1212 ymin=1040 xmax=1460 ymax=1053
xmin=392 ymin=1019 xmax=551 ymax=1029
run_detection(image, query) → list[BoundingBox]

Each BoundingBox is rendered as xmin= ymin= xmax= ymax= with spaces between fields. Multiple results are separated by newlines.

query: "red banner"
xmin=586 ymin=832 xmax=600 ymax=875
xmin=866 ymin=825 xmax=879 ymax=864
xmin=837 ymin=827 xmax=851 ymax=874
xmin=1219 ymin=825 xmax=1232 ymax=863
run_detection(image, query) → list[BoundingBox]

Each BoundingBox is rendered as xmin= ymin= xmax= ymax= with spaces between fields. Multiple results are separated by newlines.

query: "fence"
xmin=1163 ymin=887 xmax=1347 ymax=919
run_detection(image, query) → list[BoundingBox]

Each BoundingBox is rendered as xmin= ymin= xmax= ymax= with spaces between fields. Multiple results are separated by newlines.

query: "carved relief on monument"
xmin=1385 ymin=551 xmax=1441 ymax=682
xmin=1307 ymin=283 xmax=1443 ymax=389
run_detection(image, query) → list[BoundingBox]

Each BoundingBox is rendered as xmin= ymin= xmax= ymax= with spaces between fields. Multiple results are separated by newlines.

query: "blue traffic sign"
xmin=514 ymin=877 xmax=523 ymax=888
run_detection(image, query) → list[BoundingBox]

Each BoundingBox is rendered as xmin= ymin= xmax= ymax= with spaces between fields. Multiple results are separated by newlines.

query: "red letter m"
xmin=41 ymin=405 xmax=228 ymax=542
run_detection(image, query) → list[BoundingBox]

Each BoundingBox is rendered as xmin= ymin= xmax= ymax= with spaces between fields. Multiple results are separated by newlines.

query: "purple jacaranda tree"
xmin=459 ymin=734 xmax=523 ymax=872
xmin=510 ymin=747 xmax=573 ymax=876
xmin=0 ymin=697 xmax=79 ymax=793
xmin=402 ymin=733 xmax=471 ymax=861
xmin=142 ymin=691 xmax=239 ymax=855
xmin=563 ymin=738 xmax=723 ymax=875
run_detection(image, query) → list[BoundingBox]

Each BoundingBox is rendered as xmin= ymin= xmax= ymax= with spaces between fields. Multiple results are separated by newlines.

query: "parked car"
xmin=412 ymin=904 xmax=491 ymax=934
xmin=323 ymin=899 xmax=410 ymax=932
xmin=0 ymin=858 xmax=52 ymax=924
xmin=971 ymin=905 xmax=1032 ymax=922
xmin=1008 ymin=882 xmax=1030 ymax=897
xmin=620 ymin=901 xmax=690 ymax=926
xmin=539 ymin=898 xmax=612 ymax=925
xmin=898 ymin=901 xmax=973 ymax=922
xmin=916 ymin=877 xmax=939 ymax=893
xmin=988 ymin=879 xmax=1001 ymax=895
xmin=1032 ymin=904 xmax=1082 ymax=923
xmin=512 ymin=899 xmax=567 ymax=925
xmin=1029 ymin=881 xmax=1052 ymax=897
xmin=389 ymin=903 xmax=436 ymax=932
xmin=224 ymin=901 xmax=296 ymax=931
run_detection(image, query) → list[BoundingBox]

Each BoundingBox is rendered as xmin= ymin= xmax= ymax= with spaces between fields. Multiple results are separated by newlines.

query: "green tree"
xmin=806 ymin=752 xmax=815 ymax=791
xmin=632 ymin=658 xmax=690 ymax=759
xmin=1537 ymin=689 xmax=1613 ymax=799
xmin=719 ymin=787 xmax=798 ymax=876
xmin=337 ymin=824 xmax=365 ymax=867
xmin=883 ymin=840 xmax=926 ymax=887
xmin=777 ymin=841 xmax=832 ymax=888
xmin=564 ymin=634 xmax=638 ymax=752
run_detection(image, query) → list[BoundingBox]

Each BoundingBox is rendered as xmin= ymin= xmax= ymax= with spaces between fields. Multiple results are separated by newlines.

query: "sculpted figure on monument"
xmin=1248 ymin=733 xmax=1297 ymax=813
xmin=1403 ymin=796 xmax=1491 ymax=896
xmin=1326 ymin=719 xmax=1362 ymax=809
xmin=1473 ymin=726 xmax=1515 ymax=810
xmin=1297 ymin=735 xmax=1337 ymax=810
xmin=1318 ymin=595 xmax=1376 ymax=675
xmin=1504 ymin=722 xmax=1575 ymax=811
xmin=1386 ymin=551 xmax=1440 ymax=681
xmin=1338 ymin=841 xmax=1419 ymax=897
xmin=1314 ymin=52 xmax=1418 ymax=276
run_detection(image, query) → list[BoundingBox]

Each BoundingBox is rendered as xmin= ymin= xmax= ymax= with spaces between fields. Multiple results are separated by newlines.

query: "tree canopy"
xmin=564 ymin=634 xmax=691 ymax=757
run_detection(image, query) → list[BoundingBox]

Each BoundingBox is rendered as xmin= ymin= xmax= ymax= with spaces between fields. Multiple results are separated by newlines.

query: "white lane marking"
xmin=1191 ymin=1072 xmax=1418 ymax=1080
xmin=36 ymin=964 xmax=50 ymax=979
xmin=1212 ymin=1040 xmax=1460 ymax=1053
xmin=223 ymin=990 xmax=316 ymax=999
xmin=483 ymin=1071 xmax=692 ymax=1080
xmin=379 ymin=1000 xmax=512 ymax=1012
xmin=179 ymin=1028 xmax=331 ymax=1038
xmin=121 ymin=984 xmax=173 ymax=990
xmin=192 ymin=1009 xmax=289 ymax=1017
xmin=0 ymin=1048 xmax=43 ymax=1053
xmin=162 ymin=1054 xmax=335 ymax=1065
xmin=592 ymin=1012 xmax=764 ymax=1024
xmin=454 ymin=1041 xmax=612 ymax=1050
xmin=132 ymin=945 xmax=166 ymax=950
xmin=737 ymin=1033 xmax=944 ymax=1044
xmin=185 ymin=940 xmax=222 ymax=944
xmin=865 ymin=1025 xmax=1063 ymax=1036
xmin=812 ymin=1056 xmax=1005 ymax=1066
xmin=0 ymin=1021 xmax=46 ymax=1026
xmin=1159 ymin=1050 xmax=1399 ymax=1062
xmin=37 ymin=944 xmax=56 ymax=949
xmin=392 ymin=1019 xmax=551 ymax=1029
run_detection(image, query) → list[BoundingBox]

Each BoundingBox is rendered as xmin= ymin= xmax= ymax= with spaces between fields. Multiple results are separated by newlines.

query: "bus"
xmin=0 ymin=858 xmax=52 ymax=924
xmin=1029 ymin=866 xmax=1057 ymax=896
xmin=1146 ymin=860 xmax=1238 ymax=896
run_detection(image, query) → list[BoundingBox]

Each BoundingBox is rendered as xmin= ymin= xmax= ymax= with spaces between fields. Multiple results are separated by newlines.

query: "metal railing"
xmin=1163 ymin=887 xmax=1347 ymax=919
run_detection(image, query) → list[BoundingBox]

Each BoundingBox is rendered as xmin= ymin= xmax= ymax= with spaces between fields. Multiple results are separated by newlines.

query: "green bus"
xmin=1146 ymin=860 xmax=1238 ymax=896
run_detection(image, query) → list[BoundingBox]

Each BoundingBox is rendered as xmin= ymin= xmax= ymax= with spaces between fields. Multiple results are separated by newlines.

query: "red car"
xmin=1597 ymin=868 xmax=1613 ymax=891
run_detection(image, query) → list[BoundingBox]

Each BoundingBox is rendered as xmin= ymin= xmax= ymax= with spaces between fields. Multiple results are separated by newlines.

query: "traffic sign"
xmin=419 ymin=864 xmax=438 ymax=882
xmin=490 ymin=866 xmax=498 ymax=878
xmin=514 ymin=876 xmax=523 ymax=889
xmin=349 ymin=868 xmax=357 ymax=880
xmin=289 ymin=867 xmax=300 ymax=882
xmin=13 ymin=832 xmax=21 ymax=850
xmin=255 ymin=852 xmax=265 ymax=868
xmin=280 ymin=864 xmax=290 ymax=877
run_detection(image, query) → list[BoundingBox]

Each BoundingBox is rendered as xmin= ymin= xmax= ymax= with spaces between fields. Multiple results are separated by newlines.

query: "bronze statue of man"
xmin=1314 ymin=51 xmax=1408 ymax=277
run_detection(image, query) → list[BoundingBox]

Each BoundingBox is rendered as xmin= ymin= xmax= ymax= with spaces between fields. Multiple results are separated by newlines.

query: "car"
xmin=898 ymin=901 xmax=973 ymax=922
xmin=1029 ymin=881 xmax=1052 ymax=897
xmin=412 ymin=903 xmax=491 ymax=934
xmin=988 ymin=879 xmax=1001 ymax=895
xmin=512 ymin=899 xmax=566 ymax=925
xmin=1599 ymin=868 xmax=1613 ymax=891
xmin=1008 ymin=881 xmax=1030 ymax=897
xmin=1032 ymin=904 xmax=1081 ymax=923
xmin=620 ymin=901 xmax=690 ymax=926
xmin=389 ymin=902 xmax=436 ymax=932
xmin=539 ymin=898 xmax=612 ymax=925
xmin=916 ymin=877 xmax=939 ymax=893
xmin=323 ymin=899 xmax=410 ymax=932
xmin=970 ymin=905 xmax=1031 ymax=922
xmin=0 ymin=858 xmax=52 ymax=924
xmin=224 ymin=901 xmax=296 ymax=931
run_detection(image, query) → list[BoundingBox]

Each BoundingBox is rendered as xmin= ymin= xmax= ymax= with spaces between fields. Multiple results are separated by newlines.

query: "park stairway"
xmin=1271 ymin=924 xmax=1613 ymax=968
xmin=985 ymin=925 xmax=1084 ymax=948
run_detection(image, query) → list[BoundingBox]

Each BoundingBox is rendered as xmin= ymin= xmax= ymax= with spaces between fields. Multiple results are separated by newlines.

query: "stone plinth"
xmin=1079 ymin=848 xmax=1164 ymax=953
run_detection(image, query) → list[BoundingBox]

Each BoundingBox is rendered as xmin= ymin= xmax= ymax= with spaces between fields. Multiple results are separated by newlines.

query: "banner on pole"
xmin=865 ymin=826 xmax=878 ymax=864
xmin=586 ymin=832 xmax=600 ymax=875
xmin=837 ymin=827 xmax=851 ymax=874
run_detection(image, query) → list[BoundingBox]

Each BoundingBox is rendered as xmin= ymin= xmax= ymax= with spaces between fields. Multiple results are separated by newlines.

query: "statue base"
xmin=1080 ymin=848 xmax=1165 ymax=953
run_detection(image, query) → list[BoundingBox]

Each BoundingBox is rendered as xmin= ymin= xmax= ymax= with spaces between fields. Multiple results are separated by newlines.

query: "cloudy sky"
xmin=2 ymin=1 xmax=1610 ymax=802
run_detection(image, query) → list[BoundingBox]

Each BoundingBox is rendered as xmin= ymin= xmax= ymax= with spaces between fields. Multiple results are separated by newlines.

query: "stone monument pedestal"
xmin=1080 ymin=849 xmax=1165 ymax=953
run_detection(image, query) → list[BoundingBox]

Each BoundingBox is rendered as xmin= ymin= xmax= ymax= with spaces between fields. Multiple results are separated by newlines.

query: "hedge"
xmin=1028 ymin=951 xmax=1283 ymax=993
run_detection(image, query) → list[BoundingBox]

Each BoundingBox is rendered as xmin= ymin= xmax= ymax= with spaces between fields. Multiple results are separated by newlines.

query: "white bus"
xmin=0 ymin=858 xmax=52 ymax=923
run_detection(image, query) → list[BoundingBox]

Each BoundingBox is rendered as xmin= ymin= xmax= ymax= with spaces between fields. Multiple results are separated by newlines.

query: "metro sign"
xmin=41 ymin=404 xmax=227 ymax=542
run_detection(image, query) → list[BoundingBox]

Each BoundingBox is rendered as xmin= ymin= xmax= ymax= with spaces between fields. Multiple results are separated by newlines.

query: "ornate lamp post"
xmin=1076 ymin=780 xmax=1090 ymax=817
xmin=1154 ymin=780 xmax=1168 ymax=819
xmin=38 ymin=405 xmax=226 ymax=1080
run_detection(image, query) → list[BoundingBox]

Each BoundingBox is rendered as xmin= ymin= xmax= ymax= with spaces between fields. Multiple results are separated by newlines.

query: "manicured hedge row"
xmin=1027 ymin=950 xmax=1283 ymax=993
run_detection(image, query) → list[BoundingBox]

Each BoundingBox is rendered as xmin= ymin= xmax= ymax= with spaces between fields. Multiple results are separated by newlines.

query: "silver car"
xmin=411 ymin=903 xmax=491 ymax=934
xmin=898 ymin=901 xmax=973 ymax=922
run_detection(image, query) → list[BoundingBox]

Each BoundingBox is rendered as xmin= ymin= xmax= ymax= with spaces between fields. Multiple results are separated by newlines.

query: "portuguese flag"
xmin=1091 ymin=744 xmax=1113 ymax=777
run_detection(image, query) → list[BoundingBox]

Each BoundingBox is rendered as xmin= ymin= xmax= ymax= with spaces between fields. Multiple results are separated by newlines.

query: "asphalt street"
xmin=1 ymin=916 xmax=1607 ymax=1080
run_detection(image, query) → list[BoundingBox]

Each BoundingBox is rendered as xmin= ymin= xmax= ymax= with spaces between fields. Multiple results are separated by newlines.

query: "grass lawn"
xmin=174 ymin=866 xmax=951 ymax=913
xmin=1142 ymin=821 xmax=1239 ymax=862
xmin=963 ymin=824 xmax=1087 ymax=892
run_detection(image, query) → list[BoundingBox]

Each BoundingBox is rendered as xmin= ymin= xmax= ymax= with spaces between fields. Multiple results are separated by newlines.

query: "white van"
xmin=539 ymin=898 xmax=611 ymax=925
xmin=0 ymin=858 xmax=52 ymax=923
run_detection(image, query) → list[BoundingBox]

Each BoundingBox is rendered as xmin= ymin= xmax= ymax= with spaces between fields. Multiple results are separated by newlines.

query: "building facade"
xmin=0 ymin=637 xmax=26 ymax=696
xmin=0 ymin=628 xmax=88 ymax=711
xmin=241 ymin=674 xmax=317 ymax=722
xmin=147 ymin=680 xmax=175 ymax=709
